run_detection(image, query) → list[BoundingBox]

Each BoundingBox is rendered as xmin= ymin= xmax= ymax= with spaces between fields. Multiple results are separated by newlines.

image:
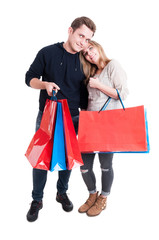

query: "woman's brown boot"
xmin=87 ymin=195 xmax=107 ymax=217
xmin=78 ymin=192 xmax=98 ymax=213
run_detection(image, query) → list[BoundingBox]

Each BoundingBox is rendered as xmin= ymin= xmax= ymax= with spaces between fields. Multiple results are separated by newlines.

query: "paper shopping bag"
xmin=78 ymin=105 xmax=149 ymax=153
xmin=60 ymin=99 xmax=84 ymax=170
xmin=25 ymin=99 xmax=57 ymax=170
xmin=50 ymin=102 xmax=67 ymax=171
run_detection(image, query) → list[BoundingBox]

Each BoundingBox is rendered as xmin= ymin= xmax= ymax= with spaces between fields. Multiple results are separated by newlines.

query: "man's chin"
xmin=75 ymin=45 xmax=83 ymax=52
xmin=74 ymin=48 xmax=82 ymax=53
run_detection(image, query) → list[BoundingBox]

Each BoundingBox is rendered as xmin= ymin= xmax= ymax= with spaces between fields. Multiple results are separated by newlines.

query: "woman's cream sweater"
xmin=87 ymin=59 xmax=129 ymax=111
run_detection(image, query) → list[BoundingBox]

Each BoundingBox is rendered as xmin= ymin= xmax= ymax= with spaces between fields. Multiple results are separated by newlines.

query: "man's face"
xmin=68 ymin=24 xmax=94 ymax=53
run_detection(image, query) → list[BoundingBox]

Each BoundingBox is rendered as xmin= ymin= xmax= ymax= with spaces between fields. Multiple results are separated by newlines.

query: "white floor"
xmin=1 ymin=142 xmax=158 ymax=240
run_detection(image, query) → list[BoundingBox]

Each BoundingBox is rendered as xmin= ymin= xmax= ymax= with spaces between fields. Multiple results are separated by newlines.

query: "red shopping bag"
xmin=78 ymin=105 xmax=149 ymax=153
xmin=60 ymin=99 xmax=84 ymax=170
xmin=25 ymin=99 xmax=57 ymax=170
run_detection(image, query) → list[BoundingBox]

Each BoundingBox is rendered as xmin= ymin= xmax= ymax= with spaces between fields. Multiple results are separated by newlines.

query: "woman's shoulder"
xmin=106 ymin=59 xmax=126 ymax=74
xmin=106 ymin=59 xmax=122 ymax=69
xmin=101 ymin=59 xmax=119 ymax=75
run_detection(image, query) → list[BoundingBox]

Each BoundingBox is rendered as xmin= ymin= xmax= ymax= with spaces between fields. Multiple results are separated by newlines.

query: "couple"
xmin=25 ymin=16 xmax=128 ymax=222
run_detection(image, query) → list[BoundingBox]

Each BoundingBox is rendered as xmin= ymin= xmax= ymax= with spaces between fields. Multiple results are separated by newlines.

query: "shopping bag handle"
xmin=51 ymin=89 xmax=66 ymax=101
xmin=50 ymin=90 xmax=57 ymax=101
xmin=98 ymin=89 xmax=125 ymax=113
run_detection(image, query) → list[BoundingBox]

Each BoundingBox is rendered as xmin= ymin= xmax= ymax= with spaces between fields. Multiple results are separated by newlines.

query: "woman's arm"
xmin=89 ymin=60 xmax=129 ymax=100
xmin=88 ymin=77 xmax=118 ymax=99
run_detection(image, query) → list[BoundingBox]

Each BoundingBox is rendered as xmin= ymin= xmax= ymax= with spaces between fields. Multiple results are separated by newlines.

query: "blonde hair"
xmin=80 ymin=40 xmax=111 ymax=84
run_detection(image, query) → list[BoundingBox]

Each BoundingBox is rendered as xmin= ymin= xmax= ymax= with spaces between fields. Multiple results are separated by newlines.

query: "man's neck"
xmin=63 ymin=42 xmax=77 ymax=54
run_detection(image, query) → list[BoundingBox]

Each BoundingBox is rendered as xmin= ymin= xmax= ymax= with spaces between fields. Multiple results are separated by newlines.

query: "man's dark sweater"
xmin=25 ymin=42 xmax=88 ymax=116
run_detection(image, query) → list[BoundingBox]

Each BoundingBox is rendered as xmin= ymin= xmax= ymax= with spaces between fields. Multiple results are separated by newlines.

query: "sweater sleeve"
xmin=25 ymin=49 xmax=45 ymax=86
xmin=108 ymin=60 xmax=129 ymax=100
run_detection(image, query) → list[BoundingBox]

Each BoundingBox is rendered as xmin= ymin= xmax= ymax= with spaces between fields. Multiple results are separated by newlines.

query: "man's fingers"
xmin=52 ymin=83 xmax=60 ymax=90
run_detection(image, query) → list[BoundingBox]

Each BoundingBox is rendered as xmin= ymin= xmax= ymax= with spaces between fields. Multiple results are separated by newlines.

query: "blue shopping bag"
xmin=50 ymin=102 xmax=67 ymax=171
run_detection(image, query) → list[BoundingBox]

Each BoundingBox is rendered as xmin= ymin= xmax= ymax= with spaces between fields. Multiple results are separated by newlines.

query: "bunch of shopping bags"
xmin=26 ymin=89 xmax=150 ymax=171
xmin=78 ymin=91 xmax=150 ymax=154
xmin=25 ymin=95 xmax=83 ymax=171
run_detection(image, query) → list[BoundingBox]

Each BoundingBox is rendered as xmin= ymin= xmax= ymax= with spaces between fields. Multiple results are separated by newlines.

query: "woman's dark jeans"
xmin=80 ymin=152 xmax=114 ymax=196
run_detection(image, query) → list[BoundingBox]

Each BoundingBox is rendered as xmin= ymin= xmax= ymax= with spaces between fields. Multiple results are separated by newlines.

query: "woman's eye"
xmin=83 ymin=52 xmax=88 ymax=56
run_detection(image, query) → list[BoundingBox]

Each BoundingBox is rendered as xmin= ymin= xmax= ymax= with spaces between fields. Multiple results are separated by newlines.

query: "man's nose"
xmin=80 ymin=39 xmax=88 ymax=47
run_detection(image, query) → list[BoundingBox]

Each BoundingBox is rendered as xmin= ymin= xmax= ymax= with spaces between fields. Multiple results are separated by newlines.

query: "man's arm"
xmin=30 ymin=78 xmax=60 ymax=96
xmin=26 ymin=48 xmax=60 ymax=96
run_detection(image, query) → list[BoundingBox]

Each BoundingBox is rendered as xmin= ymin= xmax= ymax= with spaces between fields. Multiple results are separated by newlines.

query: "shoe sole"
xmin=86 ymin=206 xmax=106 ymax=217
xmin=56 ymin=197 xmax=73 ymax=212
xmin=26 ymin=205 xmax=43 ymax=222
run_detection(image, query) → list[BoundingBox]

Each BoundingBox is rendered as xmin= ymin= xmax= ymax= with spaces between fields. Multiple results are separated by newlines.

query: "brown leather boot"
xmin=78 ymin=192 xmax=98 ymax=213
xmin=87 ymin=195 xmax=107 ymax=217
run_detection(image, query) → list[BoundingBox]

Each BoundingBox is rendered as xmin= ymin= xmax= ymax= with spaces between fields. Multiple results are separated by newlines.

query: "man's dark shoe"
xmin=56 ymin=192 xmax=73 ymax=212
xmin=26 ymin=200 xmax=43 ymax=222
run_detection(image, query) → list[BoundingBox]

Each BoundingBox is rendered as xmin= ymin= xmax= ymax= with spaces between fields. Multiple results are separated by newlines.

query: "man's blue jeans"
xmin=32 ymin=110 xmax=79 ymax=202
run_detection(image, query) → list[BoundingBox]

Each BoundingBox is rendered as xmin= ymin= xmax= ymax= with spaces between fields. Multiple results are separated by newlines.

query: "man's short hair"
xmin=71 ymin=16 xmax=96 ymax=35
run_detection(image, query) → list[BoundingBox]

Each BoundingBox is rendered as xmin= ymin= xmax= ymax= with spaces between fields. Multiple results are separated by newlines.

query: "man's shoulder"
xmin=40 ymin=42 xmax=63 ymax=53
xmin=35 ymin=42 xmax=63 ymax=60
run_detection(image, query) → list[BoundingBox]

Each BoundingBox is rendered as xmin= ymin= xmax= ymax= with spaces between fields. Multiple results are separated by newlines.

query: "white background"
xmin=0 ymin=0 xmax=158 ymax=239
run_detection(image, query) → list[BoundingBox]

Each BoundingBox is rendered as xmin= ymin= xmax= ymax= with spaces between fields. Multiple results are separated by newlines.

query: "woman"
xmin=78 ymin=40 xmax=129 ymax=216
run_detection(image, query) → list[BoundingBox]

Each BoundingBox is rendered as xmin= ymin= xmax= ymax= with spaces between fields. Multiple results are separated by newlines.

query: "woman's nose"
xmin=88 ymin=50 xmax=92 ymax=56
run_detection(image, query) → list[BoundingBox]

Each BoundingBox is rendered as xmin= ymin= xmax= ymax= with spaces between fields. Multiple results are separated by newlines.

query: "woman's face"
xmin=83 ymin=44 xmax=99 ymax=65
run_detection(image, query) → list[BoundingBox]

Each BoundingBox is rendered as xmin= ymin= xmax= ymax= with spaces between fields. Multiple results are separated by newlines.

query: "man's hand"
xmin=45 ymin=82 xmax=60 ymax=96
xmin=30 ymin=78 xmax=60 ymax=96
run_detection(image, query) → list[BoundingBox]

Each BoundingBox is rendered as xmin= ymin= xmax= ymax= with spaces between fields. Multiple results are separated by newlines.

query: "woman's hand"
xmin=89 ymin=77 xmax=100 ymax=89
xmin=89 ymin=77 xmax=118 ymax=99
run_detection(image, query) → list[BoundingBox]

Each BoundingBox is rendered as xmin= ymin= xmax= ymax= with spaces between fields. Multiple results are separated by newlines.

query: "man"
xmin=25 ymin=16 xmax=96 ymax=222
